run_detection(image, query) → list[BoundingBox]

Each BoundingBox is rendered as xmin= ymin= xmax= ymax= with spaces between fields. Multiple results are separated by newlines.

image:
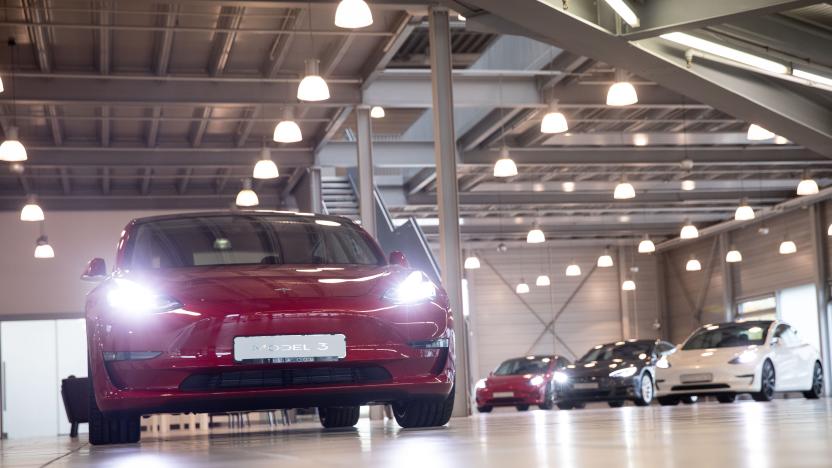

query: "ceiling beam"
xmin=360 ymin=13 xmax=417 ymax=89
xmin=458 ymin=108 xmax=524 ymax=152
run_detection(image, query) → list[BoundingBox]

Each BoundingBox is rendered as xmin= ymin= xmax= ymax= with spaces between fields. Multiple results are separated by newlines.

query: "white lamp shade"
xmin=297 ymin=60 xmax=330 ymax=102
xmin=34 ymin=240 xmax=55 ymax=259
xmin=535 ymin=275 xmax=551 ymax=286
xmin=334 ymin=0 xmax=373 ymax=29
xmin=828 ymin=223 xmax=832 ymax=236
xmin=681 ymin=180 xmax=696 ymax=191
xmin=540 ymin=110 xmax=568 ymax=134
xmin=526 ymin=227 xmax=545 ymax=244
xmin=597 ymin=254 xmax=614 ymax=268
xmin=20 ymin=202 xmax=44 ymax=222
xmin=725 ymin=249 xmax=743 ymax=263
xmin=734 ymin=204 xmax=755 ymax=221
xmin=613 ymin=181 xmax=636 ymax=199
xmin=638 ymin=238 xmax=656 ymax=253
xmin=562 ymin=181 xmax=576 ymax=192
xmin=779 ymin=240 xmax=797 ymax=255
xmin=494 ymin=147 xmax=518 ymax=178
xmin=747 ymin=124 xmax=775 ymax=141
xmin=606 ymin=81 xmax=638 ymax=106
xmin=680 ymin=223 xmax=699 ymax=239
xmin=273 ymin=120 xmax=303 ymax=143
xmin=565 ymin=263 xmax=582 ymax=277
xmin=464 ymin=255 xmax=481 ymax=269
xmin=0 ymin=76 xmax=4 ymax=93
xmin=621 ymin=280 xmax=636 ymax=291
xmin=686 ymin=258 xmax=702 ymax=271
xmin=516 ymin=282 xmax=530 ymax=294
xmin=370 ymin=106 xmax=386 ymax=118
xmin=253 ymin=159 xmax=279 ymax=179
xmin=797 ymin=178 xmax=819 ymax=196
xmin=236 ymin=181 xmax=260 ymax=207
xmin=0 ymin=127 xmax=27 ymax=162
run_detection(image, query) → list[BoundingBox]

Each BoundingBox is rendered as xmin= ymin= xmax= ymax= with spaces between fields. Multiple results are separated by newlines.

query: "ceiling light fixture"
xmin=536 ymin=274 xmax=551 ymax=287
xmin=660 ymin=32 xmax=790 ymax=75
xmin=680 ymin=219 xmax=699 ymax=239
xmin=334 ymin=0 xmax=373 ymax=29
xmin=464 ymin=253 xmax=481 ymax=270
xmin=493 ymin=146 xmax=518 ymax=178
xmin=516 ymin=280 xmax=530 ymax=294
xmin=34 ymin=234 xmax=54 ymax=259
xmin=793 ymin=67 xmax=832 ymax=89
xmin=725 ymin=246 xmax=743 ymax=263
xmin=746 ymin=124 xmax=775 ymax=141
xmin=562 ymin=181 xmax=576 ymax=192
xmin=607 ymin=69 xmax=638 ymax=106
xmin=638 ymin=234 xmax=655 ymax=253
xmin=370 ymin=106 xmax=385 ymax=119
xmin=526 ymin=224 xmax=546 ymax=244
xmin=540 ymin=101 xmax=568 ymax=134
xmin=779 ymin=239 xmax=797 ymax=255
xmin=681 ymin=179 xmax=696 ymax=191
xmin=565 ymin=261 xmax=582 ymax=277
xmin=235 ymin=179 xmax=259 ymax=207
xmin=621 ymin=279 xmax=636 ymax=291
xmin=828 ymin=223 xmax=832 ymax=237
xmin=597 ymin=250 xmax=614 ymax=268
xmin=20 ymin=195 xmax=44 ymax=222
xmin=297 ymin=58 xmax=330 ymax=102
xmin=685 ymin=255 xmax=702 ymax=272
xmin=273 ymin=108 xmax=303 ymax=143
xmin=0 ymin=126 xmax=26 ymax=162
xmin=796 ymin=172 xmax=819 ymax=196
xmin=613 ymin=178 xmax=636 ymax=199
xmin=253 ymin=147 xmax=280 ymax=180
xmin=633 ymin=134 xmax=648 ymax=146
xmin=734 ymin=199 xmax=755 ymax=221
xmin=604 ymin=0 xmax=640 ymax=27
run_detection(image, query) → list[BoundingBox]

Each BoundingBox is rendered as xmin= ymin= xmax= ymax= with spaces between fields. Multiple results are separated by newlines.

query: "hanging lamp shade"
xmin=297 ymin=59 xmax=330 ymax=102
xmin=493 ymin=146 xmax=518 ymax=178
xmin=796 ymin=177 xmax=819 ymax=196
xmin=334 ymin=0 xmax=373 ymax=29
xmin=464 ymin=254 xmax=481 ymax=270
xmin=20 ymin=196 xmax=44 ymax=222
xmin=621 ymin=280 xmax=636 ymax=291
xmin=746 ymin=124 xmax=775 ymax=141
xmin=725 ymin=247 xmax=743 ymax=263
xmin=565 ymin=262 xmax=582 ymax=277
xmin=235 ymin=179 xmax=259 ymax=207
xmin=613 ymin=180 xmax=636 ymax=199
xmin=34 ymin=235 xmax=54 ymax=259
xmin=638 ymin=234 xmax=656 ymax=253
xmin=516 ymin=280 xmax=530 ymax=294
xmin=0 ymin=126 xmax=27 ymax=162
xmin=734 ymin=199 xmax=755 ymax=221
xmin=685 ymin=256 xmax=702 ymax=271
xmin=779 ymin=240 xmax=797 ymax=255
xmin=597 ymin=251 xmax=614 ymax=268
xmin=681 ymin=179 xmax=696 ymax=191
xmin=370 ymin=106 xmax=385 ymax=119
xmin=606 ymin=69 xmax=638 ymax=106
xmin=526 ymin=224 xmax=545 ymax=244
xmin=253 ymin=147 xmax=280 ymax=180
xmin=273 ymin=108 xmax=303 ymax=143
xmin=535 ymin=274 xmax=551 ymax=287
xmin=540 ymin=101 xmax=568 ymax=134
xmin=680 ymin=220 xmax=699 ymax=239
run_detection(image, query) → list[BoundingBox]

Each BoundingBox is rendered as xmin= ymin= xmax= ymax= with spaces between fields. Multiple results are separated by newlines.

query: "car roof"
xmin=128 ymin=210 xmax=357 ymax=227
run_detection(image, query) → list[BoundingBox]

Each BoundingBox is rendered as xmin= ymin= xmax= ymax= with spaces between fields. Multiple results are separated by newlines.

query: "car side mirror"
xmin=81 ymin=258 xmax=107 ymax=282
xmin=771 ymin=337 xmax=781 ymax=346
xmin=389 ymin=251 xmax=409 ymax=268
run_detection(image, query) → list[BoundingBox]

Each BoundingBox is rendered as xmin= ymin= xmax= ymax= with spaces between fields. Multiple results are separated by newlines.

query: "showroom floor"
xmin=2 ymin=399 xmax=830 ymax=468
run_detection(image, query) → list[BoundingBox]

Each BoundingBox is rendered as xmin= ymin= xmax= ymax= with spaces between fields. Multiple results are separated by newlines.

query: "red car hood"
xmin=127 ymin=264 xmax=395 ymax=302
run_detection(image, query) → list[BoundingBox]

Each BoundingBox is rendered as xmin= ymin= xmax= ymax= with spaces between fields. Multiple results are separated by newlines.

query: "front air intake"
xmin=180 ymin=366 xmax=392 ymax=391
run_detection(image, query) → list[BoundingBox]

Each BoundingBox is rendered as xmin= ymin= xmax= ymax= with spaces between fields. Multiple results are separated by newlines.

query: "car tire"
xmin=88 ymin=365 xmax=140 ymax=445
xmin=681 ymin=395 xmax=699 ymax=405
xmin=716 ymin=394 xmax=736 ymax=404
xmin=393 ymin=385 xmax=455 ymax=428
xmin=477 ymin=406 xmax=493 ymax=413
xmin=572 ymin=402 xmax=586 ymax=409
xmin=633 ymin=373 xmax=654 ymax=407
xmin=751 ymin=360 xmax=776 ymax=402
xmin=556 ymin=402 xmax=574 ymax=410
xmin=803 ymin=362 xmax=823 ymax=399
xmin=657 ymin=396 xmax=680 ymax=406
xmin=318 ymin=406 xmax=360 ymax=428
xmin=516 ymin=404 xmax=530 ymax=411
xmin=608 ymin=401 xmax=625 ymax=408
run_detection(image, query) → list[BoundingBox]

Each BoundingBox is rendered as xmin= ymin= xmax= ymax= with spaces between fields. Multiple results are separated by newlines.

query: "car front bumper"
xmin=555 ymin=377 xmax=638 ymax=402
xmin=476 ymin=386 xmax=547 ymax=407
xmin=655 ymin=362 xmax=760 ymax=397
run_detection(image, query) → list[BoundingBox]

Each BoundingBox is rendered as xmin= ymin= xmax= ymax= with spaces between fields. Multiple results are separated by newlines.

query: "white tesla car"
xmin=655 ymin=320 xmax=823 ymax=404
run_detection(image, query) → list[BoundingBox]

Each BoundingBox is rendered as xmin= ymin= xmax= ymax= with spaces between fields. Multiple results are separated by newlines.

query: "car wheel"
xmin=572 ymin=402 xmax=586 ymax=409
xmin=657 ymin=396 xmax=680 ymax=406
xmin=393 ymin=385 xmax=455 ymax=428
xmin=556 ymin=402 xmax=574 ymax=410
xmin=803 ymin=362 xmax=823 ymax=399
xmin=88 ymin=364 xmax=140 ymax=445
xmin=716 ymin=394 xmax=736 ymax=404
xmin=477 ymin=406 xmax=493 ymax=413
xmin=634 ymin=373 xmax=654 ymax=407
xmin=318 ymin=406 xmax=360 ymax=428
xmin=752 ymin=360 xmax=776 ymax=402
xmin=681 ymin=395 xmax=699 ymax=405
xmin=608 ymin=401 xmax=625 ymax=408
xmin=516 ymin=404 xmax=530 ymax=411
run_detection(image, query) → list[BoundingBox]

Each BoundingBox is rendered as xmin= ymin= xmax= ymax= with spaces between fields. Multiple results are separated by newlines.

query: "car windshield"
xmin=494 ymin=357 xmax=551 ymax=375
xmin=125 ymin=215 xmax=384 ymax=269
xmin=683 ymin=322 xmax=771 ymax=350
xmin=578 ymin=342 xmax=652 ymax=363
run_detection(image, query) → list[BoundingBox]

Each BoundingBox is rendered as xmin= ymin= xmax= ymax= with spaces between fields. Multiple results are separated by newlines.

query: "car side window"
xmin=773 ymin=324 xmax=792 ymax=344
xmin=656 ymin=342 xmax=674 ymax=356
xmin=557 ymin=357 xmax=569 ymax=369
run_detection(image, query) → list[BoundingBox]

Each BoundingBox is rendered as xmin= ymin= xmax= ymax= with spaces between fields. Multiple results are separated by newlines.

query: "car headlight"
xmin=382 ymin=271 xmax=437 ymax=305
xmin=609 ymin=366 xmax=638 ymax=378
xmin=553 ymin=371 xmax=569 ymax=384
xmin=656 ymin=356 xmax=671 ymax=369
xmin=475 ymin=379 xmax=487 ymax=390
xmin=107 ymin=278 xmax=183 ymax=314
xmin=529 ymin=375 xmax=545 ymax=386
xmin=729 ymin=350 xmax=757 ymax=364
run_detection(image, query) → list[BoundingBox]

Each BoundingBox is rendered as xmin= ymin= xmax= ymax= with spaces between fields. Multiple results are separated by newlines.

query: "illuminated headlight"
xmin=475 ymin=379 xmax=487 ymax=390
xmin=609 ymin=366 xmax=638 ymax=378
xmin=656 ymin=356 xmax=671 ymax=369
xmin=107 ymin=278 xmax=183 ymax=314
xmin=553 ymin=371 xmax=569 ymax=384
xmin=729 ymin=350 xmax=757 ymax=365
xmin=530 ymin=375 xmax=545 ymax=386
xmin=383 ymin=271 xmax=437 ymax=304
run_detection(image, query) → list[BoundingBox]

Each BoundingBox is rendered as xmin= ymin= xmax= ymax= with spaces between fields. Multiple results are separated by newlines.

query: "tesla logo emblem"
xmin=274 ymin=287 xmax=292 ymax=294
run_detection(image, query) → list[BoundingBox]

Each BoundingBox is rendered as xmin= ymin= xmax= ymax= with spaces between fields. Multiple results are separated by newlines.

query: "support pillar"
xmin=428 ymin=6 xmax=470 ymax=417
xmin=810 ymin=203 xmax=831 ymax=396
xmin=356 ymin=106 xmax=376 ymax=237
xmin=616 ymin=247 xmax=632 ymax=340
xmin=719 ymin=232 xmax=735 ymax=322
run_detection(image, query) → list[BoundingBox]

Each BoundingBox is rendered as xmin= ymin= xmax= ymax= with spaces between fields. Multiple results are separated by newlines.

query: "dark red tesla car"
xmin=83 ymin=211 xmax=455 ymax=444
xmin=474 ymin=355 xmax=570 ymax=412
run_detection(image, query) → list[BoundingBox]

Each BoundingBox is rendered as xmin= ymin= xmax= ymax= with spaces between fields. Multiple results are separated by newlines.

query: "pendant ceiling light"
xmin=685 ymin=255 xmax=702 ymax=272
xmin=273 ymin=108 xmax=303 ymax=143
xmin=561 ymin=181 xmax=576 ymax=192
xmin=463 ymin=253 xmax=481 ymax=270
xmin=370 ymin=106 xmax=385 ymax=119
xmin=681 ymin=179 xmax=696 ymax=191
xmin=746 ymin=124 xmax=775 ymax=141
xmin=796 ymin=172 xmax=819 ymax=196
xmin=235 ymin=179 xmax=259 ymax=207
xmin=1 ymin=40 xmax=25 ymax=162
xmin=638 ymin=234 xmax=655 ymax=253
xmin=680 ymin=219 xmax=699 ymax=239
xmin=597 ymin=250 xmax=614 ymax=268
xmin=34 ymin=234 xmax=54 ymax=259
xmin=565 ymin=261 xmax=582 ymax=277
xmin=516 ymin=280 xmax=530 ymax=294
xmin=621 ymin=279 xmax=636 ymax=291
xmin=613 ymin=178 xmax=636 ymax=199
xmin=20 ymin=195 xmax=44 ymax=222
xmin=297 ymin=59 xmax=330 ymax=102
xmin=253 ymin=147 xmax=279 ymax=180
xmin=535 ymin=274 xmax=551 ymax=287
xmin=334 ymin=0 xmax=373 ymax=29
xmin=828 ymin=223 xmax=832 ymax=236
xmin=779 ymin=239 xmax=797 ymax=255
xmin=540 ymin=101 xmax=568 ymax=134
xmin=493 ymin=146 xmax=518 ymax=178
xmin=606 ymin=69 xmax=638 ymax=106
xmin=526 ymin=224 xmax=545 ymax=244
xmin=734 ymin=199 xmax=755 ymax=221
xmin=725 ymin=246 xmax=743 ymax=263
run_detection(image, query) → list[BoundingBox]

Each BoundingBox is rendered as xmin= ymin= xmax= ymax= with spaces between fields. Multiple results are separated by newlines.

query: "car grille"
xmin=671 ymin=383 xmax=730 ymax=391
xmin=180 ymin=366 xmax=392 ymax=391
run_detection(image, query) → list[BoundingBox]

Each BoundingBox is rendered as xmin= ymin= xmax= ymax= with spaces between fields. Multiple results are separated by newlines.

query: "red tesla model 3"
xmin=83 ymin=211 xmax=455 ymax=444
xmin=475 ymin=355 xmax=570 ymax=412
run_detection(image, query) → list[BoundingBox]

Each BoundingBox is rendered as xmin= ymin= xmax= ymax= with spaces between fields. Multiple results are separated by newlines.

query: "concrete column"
xmin=719 ymin=232 xmax=735 ymax=322
xmin=809 ymin=203 xmax=831 ymax=396
xmin=428 ymin=6 xmax=470 ymax=417
xmin=308 ymin=167 xmax=323 ymax=214
xmin=616 ymin=247 xmax=631 ymax=340
xmin=355 ymin=106 xmax=376 ymax=237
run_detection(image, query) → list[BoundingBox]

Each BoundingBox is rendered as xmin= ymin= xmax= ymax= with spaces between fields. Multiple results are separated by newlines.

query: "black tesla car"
xmin=553 ymin=339 xmax=676 ymax=409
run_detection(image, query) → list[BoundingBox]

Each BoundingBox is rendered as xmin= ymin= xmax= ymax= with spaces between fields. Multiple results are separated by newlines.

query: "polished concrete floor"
xmin=2 ymin=399 xmax=831 ymax=468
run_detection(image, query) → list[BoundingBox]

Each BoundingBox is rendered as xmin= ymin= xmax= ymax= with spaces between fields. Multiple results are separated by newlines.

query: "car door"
xmin=769 ymin=324 xmax=797 ymax=390
xmin=787 ymin=327 xmax=817 ymax=390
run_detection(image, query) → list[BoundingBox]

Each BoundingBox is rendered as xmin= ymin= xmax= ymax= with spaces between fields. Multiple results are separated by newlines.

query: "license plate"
xmin=233 ymin=334 xmax=346 ymax=362
xmin=573 ymin=382 xmax=598 ymax=390
xmin=493 ymin=392 xmax=514 ymax=398
xmin=680 ymin=373 xmax=713 ymax=383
